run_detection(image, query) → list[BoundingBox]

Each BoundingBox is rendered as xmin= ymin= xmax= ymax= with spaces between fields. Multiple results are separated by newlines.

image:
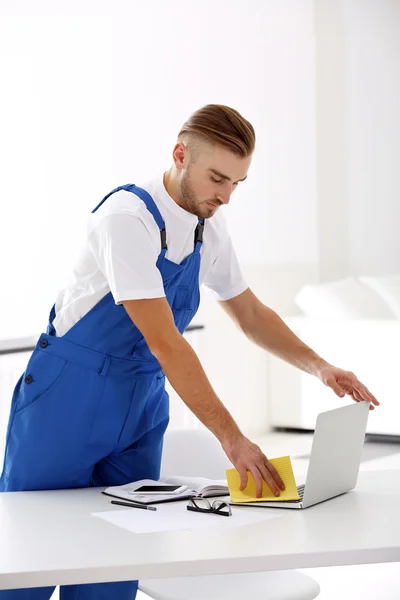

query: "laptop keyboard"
xmin=297 ymin=484 xmax=305 ymax=498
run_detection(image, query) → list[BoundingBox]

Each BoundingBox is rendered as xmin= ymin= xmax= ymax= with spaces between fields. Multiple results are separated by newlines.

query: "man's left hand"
xmin=317 ymin=365 xmax=380 ymax=410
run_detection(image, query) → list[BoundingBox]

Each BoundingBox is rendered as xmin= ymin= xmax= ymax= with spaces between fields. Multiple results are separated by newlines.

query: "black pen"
xmin=110 ymin=500 xmax=157 ymax=511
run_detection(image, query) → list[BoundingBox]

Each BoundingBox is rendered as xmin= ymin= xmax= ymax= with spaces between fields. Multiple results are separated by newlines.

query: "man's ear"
xmin=172 ymin=142 xmax=187 ymax=170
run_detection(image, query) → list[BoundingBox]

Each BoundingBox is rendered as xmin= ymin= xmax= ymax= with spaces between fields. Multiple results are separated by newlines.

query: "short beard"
xmin=179 ymin=169 xmax=204 ymax=218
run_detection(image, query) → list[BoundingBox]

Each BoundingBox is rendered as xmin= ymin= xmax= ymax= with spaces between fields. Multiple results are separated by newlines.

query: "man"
xmin=0 ymin=104 xmax=378 ymax=600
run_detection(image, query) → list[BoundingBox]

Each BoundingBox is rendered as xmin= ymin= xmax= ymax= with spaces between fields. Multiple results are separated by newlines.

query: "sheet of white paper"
xmin=92 ymin=500 xmax=282 ymax=534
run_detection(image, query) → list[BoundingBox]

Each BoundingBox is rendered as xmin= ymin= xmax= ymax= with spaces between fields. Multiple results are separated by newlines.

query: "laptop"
xmin=232 ymin=401 xmax=370 ymax=509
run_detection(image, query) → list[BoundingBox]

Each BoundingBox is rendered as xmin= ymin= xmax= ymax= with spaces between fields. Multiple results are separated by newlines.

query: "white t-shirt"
xmin=53 ymin=174 xmax=248 ymax=337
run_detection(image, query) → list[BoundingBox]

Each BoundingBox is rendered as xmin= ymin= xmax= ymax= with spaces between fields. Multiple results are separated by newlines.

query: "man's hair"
xmin=178 ymin=104 xmax=255 ymax=158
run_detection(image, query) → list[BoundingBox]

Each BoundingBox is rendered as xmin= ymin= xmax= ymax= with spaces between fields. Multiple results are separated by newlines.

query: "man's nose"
xmin=217 ymin=189 xmax=232 ymax=205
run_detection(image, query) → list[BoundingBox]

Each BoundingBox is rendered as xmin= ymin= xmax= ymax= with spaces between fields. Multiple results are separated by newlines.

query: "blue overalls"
xmin=0 ymin=185 xmax=204 ymax=600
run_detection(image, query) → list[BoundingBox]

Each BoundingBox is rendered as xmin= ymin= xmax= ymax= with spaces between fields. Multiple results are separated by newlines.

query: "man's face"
xmin=178 ymin=143 xmax=251 ymax=219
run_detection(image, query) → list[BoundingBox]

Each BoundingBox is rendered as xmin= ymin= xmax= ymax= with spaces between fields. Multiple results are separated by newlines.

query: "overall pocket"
xmin=171 ymin=286 xmax=192 ymax=310
xmin=15 ymin=349 xmax=68 ymax=414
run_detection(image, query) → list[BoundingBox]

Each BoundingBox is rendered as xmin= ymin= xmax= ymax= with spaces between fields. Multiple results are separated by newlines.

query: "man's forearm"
xmin=244 ymin=303 xmax=329 ymax=376
xmin=152 ymin=335 xmax=242 ymax=444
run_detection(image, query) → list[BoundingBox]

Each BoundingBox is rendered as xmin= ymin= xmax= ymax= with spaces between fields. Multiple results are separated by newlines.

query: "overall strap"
xmin=194 ymin=219 xmax=204 ymax=253
xmin=91 ymin=184 xmax=167 ymax=254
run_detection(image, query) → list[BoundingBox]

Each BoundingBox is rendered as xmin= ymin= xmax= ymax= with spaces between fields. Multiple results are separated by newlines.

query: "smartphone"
xmin=130 ymin=484 xmax=188 ymax=495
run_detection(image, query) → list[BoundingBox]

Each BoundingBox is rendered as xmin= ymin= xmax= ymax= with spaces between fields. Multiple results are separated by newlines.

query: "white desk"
xmin=1 ymin=470 xmax=399 ymax=590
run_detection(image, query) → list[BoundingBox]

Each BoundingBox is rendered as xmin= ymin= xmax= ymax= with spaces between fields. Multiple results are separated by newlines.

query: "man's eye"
xmin=211 ymin=177 xmax=223 ymax=184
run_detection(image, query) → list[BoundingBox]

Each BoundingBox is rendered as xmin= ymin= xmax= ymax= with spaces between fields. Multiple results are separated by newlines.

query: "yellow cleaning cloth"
xmin=226 ymin=456 xmax=300 ymax=502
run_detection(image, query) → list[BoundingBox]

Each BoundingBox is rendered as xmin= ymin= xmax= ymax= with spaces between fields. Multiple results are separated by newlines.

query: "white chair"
xmin=139 ymin=428 xmax=320 ymax=600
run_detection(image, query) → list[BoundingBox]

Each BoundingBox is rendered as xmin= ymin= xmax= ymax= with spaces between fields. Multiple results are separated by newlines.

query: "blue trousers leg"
xmin=60 ymin=581 xmax=138 ymax=600
xmin=0 ymin=590 xmax=55 ymax=600
xmin=0 ymin=365 xmax=95 ymax=599
xmin=58 ymin=416 xmax=169 ymax=600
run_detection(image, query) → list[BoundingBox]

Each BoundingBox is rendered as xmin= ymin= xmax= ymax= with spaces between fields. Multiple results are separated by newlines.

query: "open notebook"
xmin=102 ymin=457 xmax=299 ymax=506
xmin=102 ymin=475 xmax=229 ymax=505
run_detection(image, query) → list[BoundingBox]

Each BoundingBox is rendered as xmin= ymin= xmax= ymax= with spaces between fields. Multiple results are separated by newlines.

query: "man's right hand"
xmin=122 ymin=298 xmax=283 ymax=498
xmin=222 ymin=434 xmax=285 ymax=498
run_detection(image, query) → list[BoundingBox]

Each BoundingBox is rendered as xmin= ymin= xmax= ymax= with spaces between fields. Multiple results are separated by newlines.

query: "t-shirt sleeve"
xmin=88 ymin=213 xmax=166 ymax=303
xmin=202 ymin=232 xmax=248 ymax=301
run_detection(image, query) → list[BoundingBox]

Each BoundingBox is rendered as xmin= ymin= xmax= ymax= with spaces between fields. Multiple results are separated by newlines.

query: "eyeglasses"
xmin=187 ymin=496 xmax=232 ymax=517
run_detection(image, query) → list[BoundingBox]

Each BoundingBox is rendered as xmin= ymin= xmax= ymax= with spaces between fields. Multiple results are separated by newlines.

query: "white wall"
xmin=0 ymin=12 xmax=114 ymax=338
xmin=266 ymin=0 xmax=400 ymax=436
xmin=314 ymin=0 xmax=350 ymax=281
xmin=343 ymin=0 xmax=400 ymax=275
xmin=315 ymin=0 xmax=400 ymax=281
